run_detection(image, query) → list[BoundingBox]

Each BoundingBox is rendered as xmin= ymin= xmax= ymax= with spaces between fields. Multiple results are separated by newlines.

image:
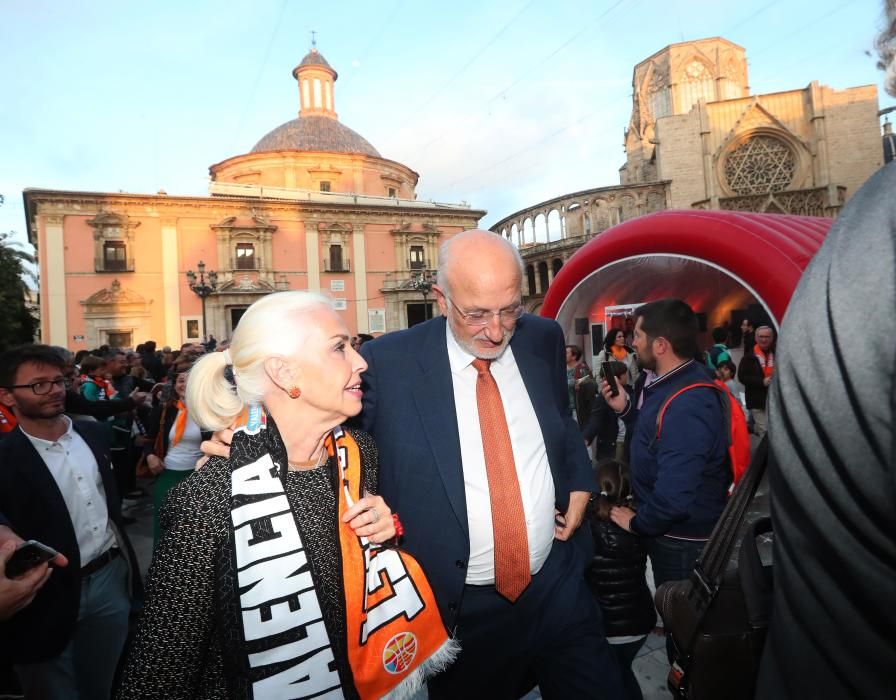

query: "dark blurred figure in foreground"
xmin=757 ymin=6 xmax=896 ymax=695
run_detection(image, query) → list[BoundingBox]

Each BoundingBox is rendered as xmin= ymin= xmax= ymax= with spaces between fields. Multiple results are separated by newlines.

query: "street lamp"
xmin=410 ymin=270 xmax=434 ymax=320
xmin=186 ymin=260 xmax=218 ymax=342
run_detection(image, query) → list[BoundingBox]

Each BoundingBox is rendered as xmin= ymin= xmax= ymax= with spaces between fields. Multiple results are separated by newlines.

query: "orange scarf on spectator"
xmin=753 ymin=344 xmax=775 ymax=379
xmin=0 ymin=404 xmax=16 ymax=433
xmin=611 ymin=345 xmax=628 ymax=361
xmin=170 ymin=401 xmax=188 ymax=447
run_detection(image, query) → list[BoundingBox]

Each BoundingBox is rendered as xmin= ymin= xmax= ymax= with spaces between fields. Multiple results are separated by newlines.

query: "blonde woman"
xmin=116 ymin=291 xmax=455 ymax=700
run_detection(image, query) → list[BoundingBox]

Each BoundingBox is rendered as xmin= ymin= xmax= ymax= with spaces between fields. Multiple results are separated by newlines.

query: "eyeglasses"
xmin=444 ymin=295 xmax=523 ymax=327
xmin=4 ymin=378 xmax=73 ymax=395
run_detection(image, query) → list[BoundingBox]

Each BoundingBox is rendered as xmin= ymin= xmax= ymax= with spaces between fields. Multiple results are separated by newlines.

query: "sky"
xmin=1 ymin=0 xmax=893 ymax=254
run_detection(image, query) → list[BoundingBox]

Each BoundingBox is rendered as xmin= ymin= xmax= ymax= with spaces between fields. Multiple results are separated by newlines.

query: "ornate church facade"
xmin=25 ymin=48 xmax=483 ymax=350
xmin=491 ymin=37 xmax=883 ymax=310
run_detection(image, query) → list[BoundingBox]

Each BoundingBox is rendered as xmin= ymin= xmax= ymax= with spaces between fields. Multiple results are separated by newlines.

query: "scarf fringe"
xmin=382 ymin=638 xmax=461 ymax=700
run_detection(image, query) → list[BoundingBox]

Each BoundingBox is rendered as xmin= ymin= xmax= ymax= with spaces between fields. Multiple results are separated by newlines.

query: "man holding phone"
xmin=0 ymin=520 xmax=68 ymax=621
xmin=0 ymin=345 xmax=141 ymax=699
xmin=600 ymin=300 xmax=728 ymax=600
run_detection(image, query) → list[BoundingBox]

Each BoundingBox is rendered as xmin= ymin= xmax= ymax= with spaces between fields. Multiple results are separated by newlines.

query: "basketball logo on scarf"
xmin=228 ymin=411 xmax=456 ymax=699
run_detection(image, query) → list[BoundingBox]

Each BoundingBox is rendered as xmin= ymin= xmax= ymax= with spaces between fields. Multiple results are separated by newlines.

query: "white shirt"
xmin=446 ymin=329 xmax=556 ymax=585
xmin=21 ymin=416 xmax=117 ymax=564
xmin=164 ymin=412 xmax=203 ymax=471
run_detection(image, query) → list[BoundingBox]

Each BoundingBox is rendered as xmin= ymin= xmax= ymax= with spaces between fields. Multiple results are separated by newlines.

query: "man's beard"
xmin=448 ymin=317 xmax=514 ymax=360
xmin=16 ymin=397 xmax=65 ymax=420
xmin=636 ymin=348 xmax=656 ymax=372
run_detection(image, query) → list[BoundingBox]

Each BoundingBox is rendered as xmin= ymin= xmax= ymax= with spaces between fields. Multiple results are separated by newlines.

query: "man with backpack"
xmin=600 ymin=299 xmax=732 ymax=596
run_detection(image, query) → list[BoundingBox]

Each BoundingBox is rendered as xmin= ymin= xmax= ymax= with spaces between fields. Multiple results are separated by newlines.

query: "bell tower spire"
xmin=293 ymin=42 xmax=338 ymax=119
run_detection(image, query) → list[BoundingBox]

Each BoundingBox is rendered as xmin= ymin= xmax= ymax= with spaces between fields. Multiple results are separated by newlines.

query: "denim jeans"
xmin=16 ymin=554 xmax=130 ymax=699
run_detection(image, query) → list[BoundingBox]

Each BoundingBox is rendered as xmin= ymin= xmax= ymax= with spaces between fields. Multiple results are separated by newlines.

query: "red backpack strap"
xmin=654 ymin=382 xmax=732 ymax=447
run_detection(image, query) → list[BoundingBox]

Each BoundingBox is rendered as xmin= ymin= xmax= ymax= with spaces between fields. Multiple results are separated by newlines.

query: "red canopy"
xmin=541 ymin=210 xmax=832 ymax=323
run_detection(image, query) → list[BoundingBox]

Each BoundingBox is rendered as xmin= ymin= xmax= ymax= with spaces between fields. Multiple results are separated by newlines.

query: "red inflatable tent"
xmin=541 ymin=210 xmax=832 ymax=325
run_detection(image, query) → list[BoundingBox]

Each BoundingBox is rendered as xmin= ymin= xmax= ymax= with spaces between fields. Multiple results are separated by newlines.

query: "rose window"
xmin=724 ymin=135 xmax=796 ymax=195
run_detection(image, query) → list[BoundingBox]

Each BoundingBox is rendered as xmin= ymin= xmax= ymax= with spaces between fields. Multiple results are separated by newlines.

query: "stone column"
xmin=304 ymin=220 xmax=321 ymax=292
xmin=161 ymin=218 xmax=182 ymax=347
xmin=44 ymin=215 xmax=68 ymax=346
xmin=352 ymin=223 xmax=368 ymax=332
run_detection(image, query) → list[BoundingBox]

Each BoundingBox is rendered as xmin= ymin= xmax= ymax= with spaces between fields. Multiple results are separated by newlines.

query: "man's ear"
xmin=432 ymin=285 xmax=449 ymax=317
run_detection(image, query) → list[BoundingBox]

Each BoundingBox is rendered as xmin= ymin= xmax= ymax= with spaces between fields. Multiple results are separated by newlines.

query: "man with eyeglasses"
xmin=357 ymin=230 xmax=621 ymax=698
xmin=0 ymin=344 xmax=142 ymax=699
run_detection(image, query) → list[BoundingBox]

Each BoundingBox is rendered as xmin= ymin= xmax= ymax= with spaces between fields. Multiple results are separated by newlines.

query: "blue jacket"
xmin=620 ymin=360 xmax=728 ymax=539
xmin=358 ymin=314 xmax=596 ymax=630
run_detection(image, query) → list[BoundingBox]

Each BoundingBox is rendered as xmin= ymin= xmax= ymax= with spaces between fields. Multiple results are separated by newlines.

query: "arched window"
xmin=537 ymin=261 xmax=549 ymax=292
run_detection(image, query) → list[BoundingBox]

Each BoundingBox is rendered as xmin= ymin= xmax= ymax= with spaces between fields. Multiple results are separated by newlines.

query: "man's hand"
xmin=610 ymin=505 xmax=636 ymax=532
xmin=0 ymin=529 xmax=69 ymax=621
xmin=763 ymin=376 xmax=772 ymax=387
xmin=599 ymin=379 xmax=628 ymax=413
xmin=199 ymin=428 xmax=234 ymax=465
xmin=554 ymin=490 xmax=590 ymax=541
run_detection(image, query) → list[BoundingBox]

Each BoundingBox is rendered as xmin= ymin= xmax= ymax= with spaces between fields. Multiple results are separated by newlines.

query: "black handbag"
xmin=655 ymin=437 xmax=773 ymax=700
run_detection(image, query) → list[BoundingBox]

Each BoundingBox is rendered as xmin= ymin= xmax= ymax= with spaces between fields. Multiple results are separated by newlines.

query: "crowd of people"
xmin=1 ymin=5 xmax=894 ymax=695
xmin=0 ymin=229 xmax=775 ymax=700
xmin=0 ymin=208 xmax=892 ymax=700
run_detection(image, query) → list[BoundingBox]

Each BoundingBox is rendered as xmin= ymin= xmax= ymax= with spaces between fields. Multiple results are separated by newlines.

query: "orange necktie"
xmin=472 ymin=358 xmax=531 ymax=602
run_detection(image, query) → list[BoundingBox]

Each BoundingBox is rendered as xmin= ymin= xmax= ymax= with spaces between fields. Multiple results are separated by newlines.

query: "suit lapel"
xmin=8 ymin=428 xmax=67 ymax=506
xmin=410 ymin=318 xmax=468 ymax=534
xmin=511 ymin=317 xmax=555 ymax=442
xmin=7 ymin=427 xmax=79 ymax=553
xmin=73 ymin=422 xmax=121 ymax=522
xmin=510 ymin=317 xmax=564 ymax=494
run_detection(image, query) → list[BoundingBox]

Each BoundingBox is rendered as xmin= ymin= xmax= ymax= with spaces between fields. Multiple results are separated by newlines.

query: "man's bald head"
xmin=436 ymin=229 xmax=523 ymax=297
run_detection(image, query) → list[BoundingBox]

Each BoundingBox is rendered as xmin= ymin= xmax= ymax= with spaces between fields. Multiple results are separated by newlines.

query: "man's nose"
xmin=483 ymin=314 xmax=504 ymax=340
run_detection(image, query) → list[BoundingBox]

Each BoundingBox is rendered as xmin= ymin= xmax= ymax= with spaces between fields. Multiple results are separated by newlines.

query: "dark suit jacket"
xmin=0 ymin=420 xmax=142 ymax=663
xmin=358 ymin=314 xmax=596 ymax=631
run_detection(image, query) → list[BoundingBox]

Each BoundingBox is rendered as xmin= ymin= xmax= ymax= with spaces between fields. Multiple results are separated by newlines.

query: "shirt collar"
xmin=645 ymin=359 xmax=694 ymax=391
xmin=445 ymin=321 xmax=513 ymax=374
xmin=20 ymin=414 xmax=74 ymax=448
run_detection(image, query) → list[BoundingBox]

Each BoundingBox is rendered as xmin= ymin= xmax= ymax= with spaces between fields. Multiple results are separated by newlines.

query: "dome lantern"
xmin=292 ymin=47 xmax=338 ymax=119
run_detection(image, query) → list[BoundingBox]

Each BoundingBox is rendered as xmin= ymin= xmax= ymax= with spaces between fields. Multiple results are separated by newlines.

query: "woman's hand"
xmin=146 ymin=454 xmax=165 ymax=475
xmin=199 ymin=428 xmax=234 ymax=463
xmin=341 ymin=495 xmax=396 ymax=544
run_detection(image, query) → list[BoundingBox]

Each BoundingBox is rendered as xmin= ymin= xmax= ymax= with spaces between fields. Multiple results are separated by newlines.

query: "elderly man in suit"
xmin=359 ymin=230 xmax=621 ymax=698
xmin=0 ymin=345 xmax=141 ymax=700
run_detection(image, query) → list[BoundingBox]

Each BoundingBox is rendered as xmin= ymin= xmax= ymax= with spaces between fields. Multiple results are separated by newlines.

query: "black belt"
xmin=80 ymin=548 xmax=120 ymax=578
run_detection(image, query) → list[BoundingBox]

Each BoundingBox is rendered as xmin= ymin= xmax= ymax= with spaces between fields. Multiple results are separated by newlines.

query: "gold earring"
xmin=287 ymin=386 xmax=301 ymax=399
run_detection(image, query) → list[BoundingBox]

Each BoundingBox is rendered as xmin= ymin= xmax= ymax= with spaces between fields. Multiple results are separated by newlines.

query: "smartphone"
xmin=6 ymin=540 xmax=58 ymax=578
xmin=601 ymin=362 xmax=620 ymax=397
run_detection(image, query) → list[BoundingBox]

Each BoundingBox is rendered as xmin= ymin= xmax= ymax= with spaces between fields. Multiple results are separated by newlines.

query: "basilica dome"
xmin=251 ymin=115 xmax=381 ymax=157
xmin=209 ymin=47 xmax=418 ymax=198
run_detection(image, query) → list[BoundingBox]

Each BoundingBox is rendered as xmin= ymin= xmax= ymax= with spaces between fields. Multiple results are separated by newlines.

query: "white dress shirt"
xmin=446 ymin=328 xmax=556 ymax=585
xmin=21 ymin=416 xmax=117 ymax=564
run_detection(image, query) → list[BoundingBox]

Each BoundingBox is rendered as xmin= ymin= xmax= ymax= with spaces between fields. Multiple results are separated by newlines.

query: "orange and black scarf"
xmin=753 ymin=344 xmax=775 ymax=379
xmin=228 ymin=407 xmax=456 ymax=699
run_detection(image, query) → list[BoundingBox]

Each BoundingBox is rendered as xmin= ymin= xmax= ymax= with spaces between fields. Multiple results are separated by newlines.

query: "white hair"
xmin=185 ymin=291 xmax=332 ymax=430
xmin=435 ymin=229 xmax=524 ymax=295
